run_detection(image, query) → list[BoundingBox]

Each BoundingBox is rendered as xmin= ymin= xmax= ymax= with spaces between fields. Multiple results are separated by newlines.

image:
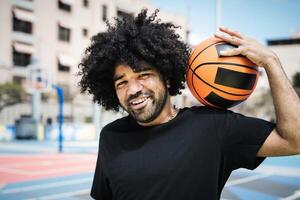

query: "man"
xmin=78 ymin=9 xmax=300 ymax=200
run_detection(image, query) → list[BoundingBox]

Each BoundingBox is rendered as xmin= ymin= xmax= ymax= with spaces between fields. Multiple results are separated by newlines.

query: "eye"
xmin=139 ymin=73 xmax=151 ymax=79
xmin=116 ymin=81 xmax=127 ymax=89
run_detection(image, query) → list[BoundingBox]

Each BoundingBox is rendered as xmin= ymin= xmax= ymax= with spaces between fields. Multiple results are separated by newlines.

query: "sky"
xmin=151 ymin=0 xmax=300 ymax=45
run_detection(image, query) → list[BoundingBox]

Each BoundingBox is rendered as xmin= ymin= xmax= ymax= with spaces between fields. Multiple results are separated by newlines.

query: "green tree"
xmin=0 ymin=82 xmax=23 ymax=111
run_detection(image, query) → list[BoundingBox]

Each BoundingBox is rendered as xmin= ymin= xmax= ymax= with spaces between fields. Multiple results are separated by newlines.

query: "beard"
xmin=122 ymin=86 xmax=168 ymax=123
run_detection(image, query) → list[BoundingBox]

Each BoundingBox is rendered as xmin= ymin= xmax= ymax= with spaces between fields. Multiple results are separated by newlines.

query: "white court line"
xmin=2 ymin=158 xmax=95 ymax=168
xmin=255 ymin=165 xmax=300 ymax=178
xmin=281 ymin=190 xmax=300 ymax=200
xmin=0 ymin=143 xmax=97 ymax=153
xmin=0 ymin=152 xmax=96 ymax=157
xmin=25 ymin=188 xmax=90 ymax=200
xmin=0 ymin=167 xmax=31 ymax=175
xmin=0 ymin=183 xmax=5 ymax=190
xmin=0 ymin=164 xmax=94 ymax=176
xmin=2 ymin=178 xmax=91 ymax=194
xmin=225 ymin=173 xmax=273 ymax=187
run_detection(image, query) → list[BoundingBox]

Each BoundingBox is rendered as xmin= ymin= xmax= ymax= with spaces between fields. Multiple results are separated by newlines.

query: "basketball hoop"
xmin=25 ymin=67 xmax=52 ymax=94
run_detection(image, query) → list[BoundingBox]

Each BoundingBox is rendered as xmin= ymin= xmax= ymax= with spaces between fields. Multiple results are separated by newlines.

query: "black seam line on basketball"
xmin=196 ymin=62 xmax=258 ymax=71
xmin=190 ymin=41 xmax=224 ymax=66
xmin=190 ymin=66 xmax=250 ymax=97
xmin=204 ymin=91 xmax=244 ymax=108
xmin=191 ymin=68 xmax=211 ymax=105
xmin=190 ymin=61 xmax=258 ymax=72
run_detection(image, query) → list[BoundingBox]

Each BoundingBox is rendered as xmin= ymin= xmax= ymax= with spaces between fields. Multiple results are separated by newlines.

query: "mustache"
xmin=126 ymin=91 xmax=152 ymax=104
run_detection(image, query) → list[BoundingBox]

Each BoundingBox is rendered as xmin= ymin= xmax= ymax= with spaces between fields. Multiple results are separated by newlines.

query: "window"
xmin=12 ymin=42 xmax=35 ymax=66
xmin=57 ymin=54 xmax=73 ymax=72
xmin=12 ymin=8 xmax=34 ymax=34
xmin=117 ymin=10 xmax=132 ymax=21
xmin=58 ymin=25 xmax=71 ymax=42
xmin=82 ymin=28 xmax=88 ymax=37
xmin=13 ymin=16 xmax=33 ymax=34
xmin=58 ymin=0 xmax=71 ymax=12
xmin=267 ymin=38 xmax=300 ymax=46
xmin=102 ymin=5 xmax=107 ymax=21
xmin=83 ymin=0 xmax=88 ymax=7
xmin=58 ymin=61 xmax=70 ymax=72
xmin=13 ymin=48 xmax=31 ymax=67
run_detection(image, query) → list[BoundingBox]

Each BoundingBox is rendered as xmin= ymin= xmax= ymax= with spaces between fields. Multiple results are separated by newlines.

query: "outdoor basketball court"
xmin=0 ymin=141 xmax=299 ymax=200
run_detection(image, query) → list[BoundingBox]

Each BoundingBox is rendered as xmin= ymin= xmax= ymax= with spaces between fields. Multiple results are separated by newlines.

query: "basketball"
xmin=186 ymin=37 xmax=259 ymax=109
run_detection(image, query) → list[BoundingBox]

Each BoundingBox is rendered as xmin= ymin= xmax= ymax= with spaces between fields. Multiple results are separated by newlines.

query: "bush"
xmin=0 ymin=82 xmax=23 ymax=111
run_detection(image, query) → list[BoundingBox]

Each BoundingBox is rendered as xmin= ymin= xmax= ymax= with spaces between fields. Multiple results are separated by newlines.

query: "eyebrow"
xmin=113 ymin=68 xmax=153 ymax=82
xmin=134 ymin=67 xmax=152 ymax=73
xmin=113 ymin=74 xmax=125 ymax=82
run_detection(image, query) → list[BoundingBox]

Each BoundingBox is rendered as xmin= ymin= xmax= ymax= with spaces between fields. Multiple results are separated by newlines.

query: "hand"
xmin=214 ymin=26 xmax=278 ymax=68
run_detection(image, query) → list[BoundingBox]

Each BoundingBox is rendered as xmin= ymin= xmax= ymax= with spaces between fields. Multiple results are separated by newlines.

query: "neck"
xmin=137 ymin=96 xmax=177 ymax=126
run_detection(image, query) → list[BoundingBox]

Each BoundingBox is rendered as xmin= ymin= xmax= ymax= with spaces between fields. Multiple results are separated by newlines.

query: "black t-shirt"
xmin=91 ymin=106 xmax=275 ymax=200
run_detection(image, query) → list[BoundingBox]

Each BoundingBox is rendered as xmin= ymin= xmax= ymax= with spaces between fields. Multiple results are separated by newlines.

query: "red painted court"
xmin=0 ymin=153 xmax=96 ymax=184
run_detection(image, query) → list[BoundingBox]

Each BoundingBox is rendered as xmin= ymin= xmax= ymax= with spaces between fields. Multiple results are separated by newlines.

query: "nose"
xmin=127 ymin=79 xmax=143 ymax=95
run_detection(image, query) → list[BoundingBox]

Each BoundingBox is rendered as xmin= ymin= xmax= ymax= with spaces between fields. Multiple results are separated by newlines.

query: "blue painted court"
xmin=222 ymin=156 xmax=300 ymax=200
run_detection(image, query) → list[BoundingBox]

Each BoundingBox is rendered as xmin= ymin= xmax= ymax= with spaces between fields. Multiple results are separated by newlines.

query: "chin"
xmin=137 ymin=112 xmax=159 ymax=124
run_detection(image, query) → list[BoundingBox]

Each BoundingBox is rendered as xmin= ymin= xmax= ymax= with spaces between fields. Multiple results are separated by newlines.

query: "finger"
xmin=243 ymin=52 xmax=261 ymax=66
xmin=214 ymin=32 xmax=242 ymax=46
xmin=219 ymin=47 xmax=243 ymax=56
xmin=219 ymin=26 xmax=244 ymax=39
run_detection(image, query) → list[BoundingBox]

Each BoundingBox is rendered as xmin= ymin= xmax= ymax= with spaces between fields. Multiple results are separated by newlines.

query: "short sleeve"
xmin=215 ymin=109 xmax=275 ymax=170
xmin=90 ymin=132 xmax=112 ymax=200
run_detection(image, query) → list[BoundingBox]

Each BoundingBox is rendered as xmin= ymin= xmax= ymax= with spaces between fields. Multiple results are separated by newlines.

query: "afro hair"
xmin=78 ymin=9 xmax=190 ymax=111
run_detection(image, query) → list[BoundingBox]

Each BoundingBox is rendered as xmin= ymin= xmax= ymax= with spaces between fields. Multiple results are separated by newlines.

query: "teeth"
xmin=131 ymin=97 xmax=148 ymax=105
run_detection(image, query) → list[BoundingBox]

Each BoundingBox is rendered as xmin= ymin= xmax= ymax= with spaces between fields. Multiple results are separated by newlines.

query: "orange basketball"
xmin=186 ymin=37 xmax=259 ymax=109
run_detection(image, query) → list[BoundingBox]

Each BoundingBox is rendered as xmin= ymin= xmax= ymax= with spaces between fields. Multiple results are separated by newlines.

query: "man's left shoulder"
xmin=185 ymin=105 xmax=227 ymax=115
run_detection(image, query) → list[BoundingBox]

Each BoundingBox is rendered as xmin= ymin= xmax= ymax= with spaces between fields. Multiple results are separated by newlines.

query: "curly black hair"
xmin=78 ymin=9 xmax=190 ymax=111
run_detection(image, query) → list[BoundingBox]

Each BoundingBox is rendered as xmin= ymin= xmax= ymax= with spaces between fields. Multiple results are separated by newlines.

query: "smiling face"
xmin=113 ymin=63 xmax=169 ymax=124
